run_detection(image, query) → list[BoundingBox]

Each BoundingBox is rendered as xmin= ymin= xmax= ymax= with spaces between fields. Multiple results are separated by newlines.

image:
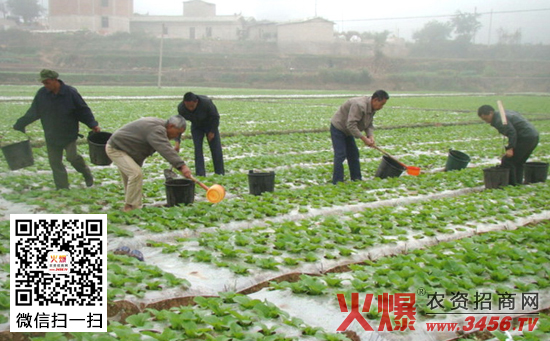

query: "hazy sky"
xmin=133 ymin=0 xmax=550 ymax=44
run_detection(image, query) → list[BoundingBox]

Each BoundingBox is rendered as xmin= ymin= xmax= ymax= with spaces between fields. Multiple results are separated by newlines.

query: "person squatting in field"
xmin=330 ymin=90 xmax=390 ymax=184
xmin=106 ymin=116 xmax=192 ymax=212
xmin=478 ymin=104 xmax=539 ymax=185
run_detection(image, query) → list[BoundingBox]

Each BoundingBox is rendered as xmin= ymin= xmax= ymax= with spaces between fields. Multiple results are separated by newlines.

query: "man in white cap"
xmin=106 ymin=116 xmax=192 ymax=212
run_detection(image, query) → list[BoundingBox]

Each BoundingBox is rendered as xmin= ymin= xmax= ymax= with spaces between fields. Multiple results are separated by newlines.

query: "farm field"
xmin=0 ymin=87 xmax=550 ymax=341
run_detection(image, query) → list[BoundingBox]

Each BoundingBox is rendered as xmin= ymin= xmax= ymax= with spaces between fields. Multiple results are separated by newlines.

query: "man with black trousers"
xmin=175 ymin=92 xmax=224 ymax=176
xmin=330 ymin=90 xmax=389 ymax=184
xmin=13 ymin=69 xmax=100 ymax=189
xmin=478 ymin=105 xmax=539 ymax=185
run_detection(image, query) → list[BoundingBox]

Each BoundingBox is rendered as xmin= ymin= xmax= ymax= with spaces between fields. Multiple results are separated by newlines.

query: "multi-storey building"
xmin=48 ymin=0 xmax=133 ymax=35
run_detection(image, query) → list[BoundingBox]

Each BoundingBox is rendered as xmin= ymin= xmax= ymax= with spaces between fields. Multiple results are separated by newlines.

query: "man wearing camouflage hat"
xmin=13 ymin=69 xmax=101 ymax=189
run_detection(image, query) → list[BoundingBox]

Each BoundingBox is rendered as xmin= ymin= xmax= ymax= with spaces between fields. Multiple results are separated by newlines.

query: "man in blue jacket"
xmin=13 ymin=69 xmax=101 ymax=189
xmin=478 ymin=105 xmax=539 ymax=185
xmin=175 ymin=92 xmax=224 ymax=176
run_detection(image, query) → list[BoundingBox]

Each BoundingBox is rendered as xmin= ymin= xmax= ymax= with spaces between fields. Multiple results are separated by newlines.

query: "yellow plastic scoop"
xmin=206 ymin=184 xmax=226 ymax=203
xmin=190 ymin=176 xmax=226 ymax=203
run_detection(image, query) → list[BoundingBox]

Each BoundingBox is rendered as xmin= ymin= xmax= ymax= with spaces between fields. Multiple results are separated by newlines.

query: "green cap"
xmin=39 ymin=69 xmax=59 ymax=81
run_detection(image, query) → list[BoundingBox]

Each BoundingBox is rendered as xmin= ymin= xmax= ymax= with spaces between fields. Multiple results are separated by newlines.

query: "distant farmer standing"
xmin=13 ymin=69 xmax=100 ymax=189
xmin=330 ymin=90 xmax=389 ymax=184
xmin=106 ymin=116 xmax=192 ymax=212
xmin=478 ymin=105 xmax=539 ymax=185
xmin=176 ymin=92 xmax=224 ymax=176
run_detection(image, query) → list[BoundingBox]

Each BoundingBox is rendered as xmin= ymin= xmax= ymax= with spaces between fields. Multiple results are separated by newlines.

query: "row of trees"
xmin=0 ymin=0 xmax=43 ymax=23
xmin=412 ymin=11 xmax=481 ymax=44
xmin=339 ymin=10 xmax=522 ymax=47
xmin=412 ymin=10 xmax=522 ymax=45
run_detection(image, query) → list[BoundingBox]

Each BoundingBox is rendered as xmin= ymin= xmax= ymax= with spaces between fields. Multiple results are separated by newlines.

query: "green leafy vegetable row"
xmin=145 ymin=183 xmax=550 ymax=275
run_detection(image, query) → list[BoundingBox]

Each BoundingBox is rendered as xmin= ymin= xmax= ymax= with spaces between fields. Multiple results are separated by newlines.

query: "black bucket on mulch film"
xmin=483 ymin=166 xmax=509 ymax=189
xmin=524 ymin=162 xmax=549 ymax=184
xmin=87 ymin=131 xmax=112 ymax=166
xmin=375 ymin=155 xmax=406 ymax=179
xmin=248 ymin=170 xmax=275 ymax=195
xmin=1 ymin=139 xmax=34 ymax=170
xmin=445 ymin=149 xmax=471 ymax=171
xmin=165 ymin=179 xmax=195 ymax=206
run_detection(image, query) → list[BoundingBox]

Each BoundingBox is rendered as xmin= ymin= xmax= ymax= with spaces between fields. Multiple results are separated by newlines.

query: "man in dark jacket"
xmin=13 ymin=69 xmax=100 ymax=189
xmin=175 ymin=92 xmax=224 ymax=176
xmin=478 ymin=105 xmax=539 ymax=185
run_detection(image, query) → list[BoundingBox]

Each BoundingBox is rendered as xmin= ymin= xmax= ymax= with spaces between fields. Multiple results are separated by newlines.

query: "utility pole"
xmin=314 ymin=0 xmax=317 ymax=17
xmin=473 ymin=7 xmax=477 ymax=44
xmin=157 ymin=23 xmax=164 ymax=88
xmin=487 ymin=9 xmax=493 ymax=46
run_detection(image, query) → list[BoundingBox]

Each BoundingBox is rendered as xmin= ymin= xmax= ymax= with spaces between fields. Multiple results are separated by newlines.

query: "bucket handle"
xmin=0 ymin=132 xmax=32 ymax=147
xmin=249 ymin=169 xmax=275 ymax=174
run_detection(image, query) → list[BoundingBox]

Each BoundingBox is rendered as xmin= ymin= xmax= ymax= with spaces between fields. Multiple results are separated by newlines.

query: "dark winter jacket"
xmin=177 ymin=95 xmax=220 ymax=132
xmin=491 ymin=110 xmax=539 ymax=150
xmin=13 ymin=80 xmax=98 ymax=147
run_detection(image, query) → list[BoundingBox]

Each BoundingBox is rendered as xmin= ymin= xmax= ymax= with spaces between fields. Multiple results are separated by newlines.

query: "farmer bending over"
xmin=106 ymin=116 xmax=192 ymax=212
xmin=330 ymin=90 xmax=389 ymax=184
xmin=478 ymin=105 xmax=539 ymax=185
xmin=175 ymin=92 xmax=225 ymax=176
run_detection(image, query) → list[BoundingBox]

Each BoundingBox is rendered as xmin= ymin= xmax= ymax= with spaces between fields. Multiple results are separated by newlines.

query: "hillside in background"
xmin=1 ymin=30 xmax=549 ymax=92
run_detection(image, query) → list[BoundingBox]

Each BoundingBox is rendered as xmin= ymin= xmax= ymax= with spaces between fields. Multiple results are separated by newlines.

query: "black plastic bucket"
xmin=248 ymin=170 xmax=275 ymax=195
xmin=445 ymin=149 xmax=471 ymax=171
xmin=165 ymin=179 xmax=195 ymax=206
xmin=88 ymin=132 xmax=112 ymax=166
xmin=1 ymin=140 xmax=34 ymax=170
xmin=524 ymin=162 xmax=549 ymax=184
xmin=375 ymin=155 xmax=406 ymax=179
xmin=483 ymin=166 xmax=509 ymax=189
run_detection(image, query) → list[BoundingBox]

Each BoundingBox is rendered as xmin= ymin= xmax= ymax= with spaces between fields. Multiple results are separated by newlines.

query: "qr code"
xmin=10 ymin=214 xmax=107 ymax=332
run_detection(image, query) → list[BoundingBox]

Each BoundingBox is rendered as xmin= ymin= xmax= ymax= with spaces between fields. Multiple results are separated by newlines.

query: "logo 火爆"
xmin=46 ymin=252 xmax=71 ymax=273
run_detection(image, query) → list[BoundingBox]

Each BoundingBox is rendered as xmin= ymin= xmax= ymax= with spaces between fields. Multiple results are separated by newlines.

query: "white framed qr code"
xmin=10 ymin=214 xmax=107 ymax=332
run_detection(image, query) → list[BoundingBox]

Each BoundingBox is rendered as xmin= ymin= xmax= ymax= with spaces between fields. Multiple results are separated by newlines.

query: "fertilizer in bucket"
xmin=524 ymin=162 xmax=549 ymax=184
xmin=483 ymin=166 xmax=509 ymax=189
xmin=88 ymin=132 xmax=112 ymax=166
xmin=445 ymin=149 xmax=471 ymax=171
xmin=165 ymin=179 xmax=195 ymax=206
xmin=375 ymin=155 xmax=406 ymax=179
xmin=1 ymin=139 xmax=34 ymax=171
xmin=248 ymin=170 xmax=275 ymax=195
